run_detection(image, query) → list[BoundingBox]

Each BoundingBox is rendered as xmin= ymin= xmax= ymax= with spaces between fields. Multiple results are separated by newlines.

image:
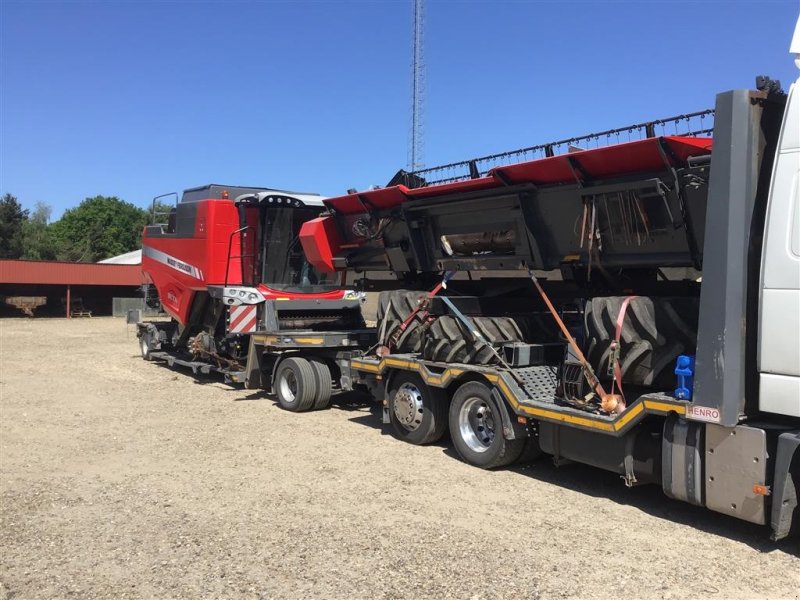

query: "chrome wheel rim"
xmin=140 ymin=335 xmax=148 ymax=357
xmin=393 ymin=382 xmax=424 ymax=431
xmin=458 ymin=396 xmax=496 ymax=453
xmin=279 ymin=370 xmax=298 ymax=403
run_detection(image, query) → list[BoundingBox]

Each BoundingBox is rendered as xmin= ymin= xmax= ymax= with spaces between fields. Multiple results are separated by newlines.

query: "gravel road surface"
xmin=1 ymin=318 xmax=798 ymax=599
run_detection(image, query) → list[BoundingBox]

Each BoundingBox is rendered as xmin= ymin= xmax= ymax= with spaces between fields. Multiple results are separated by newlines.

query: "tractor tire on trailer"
xmin=309 ymin=358 xmax=333 ymax=410
xmin=376 ymin=290 xmax=427 ymax=353
xmin=421 ymin=315 xmax=525 ymax=365
xmin=584 ymin=296 xmax=699 ymax=388
xmin=275 ymin=357 xmax=317 ymax=412
xmin=449 ymin=381 xmax=525 ymax=469
xmin=387 ymin=372 xmax=448 ymax=445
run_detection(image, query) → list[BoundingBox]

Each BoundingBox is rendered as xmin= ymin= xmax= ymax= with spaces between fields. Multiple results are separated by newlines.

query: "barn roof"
xmin=0 ymin=259 xmax=142 ymax=286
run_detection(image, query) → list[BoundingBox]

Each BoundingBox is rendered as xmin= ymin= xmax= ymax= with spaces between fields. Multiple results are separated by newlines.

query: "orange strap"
xmin=611 ymin=296 xmax=638 ymax=401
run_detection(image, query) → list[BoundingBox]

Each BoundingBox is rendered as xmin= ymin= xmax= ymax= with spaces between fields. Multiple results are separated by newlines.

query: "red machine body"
xmin=142 ymin=186 xmax=345 ymax=326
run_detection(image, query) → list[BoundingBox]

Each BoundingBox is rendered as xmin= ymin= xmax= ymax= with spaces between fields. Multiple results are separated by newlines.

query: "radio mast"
xmin=409 ymin=0 xmax=425 ymax=172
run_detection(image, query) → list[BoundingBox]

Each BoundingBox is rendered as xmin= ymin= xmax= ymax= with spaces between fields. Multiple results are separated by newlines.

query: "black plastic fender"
xmin=490 ymin=387 xmax=526 ymax=441
xmin=771 ymin=431 xmax=800 ymax=541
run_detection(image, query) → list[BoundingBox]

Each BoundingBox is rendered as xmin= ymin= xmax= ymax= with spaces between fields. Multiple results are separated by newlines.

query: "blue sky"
xmin=1 ymin=0 xmax=798 ymax=218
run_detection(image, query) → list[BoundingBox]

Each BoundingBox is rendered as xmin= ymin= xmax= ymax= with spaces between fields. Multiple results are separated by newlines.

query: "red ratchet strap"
xmin=395 ymin=282 xmax=444 ymax=337
xmin=611 ymin=295 xmax=638 ymax=402
xmin=388 ymin=271 xmax=456 ymax=349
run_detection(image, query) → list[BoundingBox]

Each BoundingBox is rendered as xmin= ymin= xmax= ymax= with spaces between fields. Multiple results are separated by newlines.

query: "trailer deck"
xmin=350 ymin=355 xmax=689 ymax=436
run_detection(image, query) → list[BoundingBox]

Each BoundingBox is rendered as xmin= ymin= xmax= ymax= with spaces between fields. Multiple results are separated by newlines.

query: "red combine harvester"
xmin=137 ymin=184 xmax=374 ymax=410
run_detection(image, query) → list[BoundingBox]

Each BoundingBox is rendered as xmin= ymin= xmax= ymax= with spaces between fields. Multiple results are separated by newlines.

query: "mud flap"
xmin=490 ymin=388 xmax=525 ymax=440
xmin=244 ymin=336 xmax=264 ymax=389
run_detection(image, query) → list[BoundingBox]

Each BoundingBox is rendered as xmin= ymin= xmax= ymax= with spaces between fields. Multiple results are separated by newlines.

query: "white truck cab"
xmin=758 ymin=15 xmax=800 ymax=418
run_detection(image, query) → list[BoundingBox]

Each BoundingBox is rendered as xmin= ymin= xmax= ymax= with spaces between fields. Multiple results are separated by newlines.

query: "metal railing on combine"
xmin=410 ymin=110 xmax=715 ymax=186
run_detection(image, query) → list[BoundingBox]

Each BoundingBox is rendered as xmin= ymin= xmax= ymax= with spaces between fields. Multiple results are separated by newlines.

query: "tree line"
xmin=0 ymin=193 xmax=170 ymax=262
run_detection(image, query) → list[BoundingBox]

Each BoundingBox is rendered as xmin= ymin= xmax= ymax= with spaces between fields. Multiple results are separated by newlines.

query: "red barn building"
xmin=0 ymin=259 xmax=143 ymax=317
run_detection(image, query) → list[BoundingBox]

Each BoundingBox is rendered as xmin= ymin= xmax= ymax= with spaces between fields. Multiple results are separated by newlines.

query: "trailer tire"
xmin=309 ymin=359 xmax=333 ymax=410
xmin=387 ymin=372 xmax=448 ymax=445
xmin=449 ymin=381 xmax=525 ymax=469
xmin=275 ymin=357 xmax=317 ymax=412
xmin=421 ymin=315 xmax=524 ymax=365
xmin=139 ymin=330 xmax=154 ymax=361
xmin=585 ymin=297 xmax=699 ymax=387
xmin=376 ymin=290 xmax=427 ymax=353
xmin=517 ymin=435 xmax=544 ymax=464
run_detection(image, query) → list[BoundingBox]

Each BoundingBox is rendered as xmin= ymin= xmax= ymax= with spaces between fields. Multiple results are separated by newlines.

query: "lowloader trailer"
xmin=292 ymin=26 xmax=800 ymax=540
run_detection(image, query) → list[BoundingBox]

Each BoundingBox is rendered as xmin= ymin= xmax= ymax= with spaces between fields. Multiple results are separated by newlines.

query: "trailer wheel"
xmin=449 ymin=381 xmax=524 ymax=469
xmin=275 ymin=357 xmax=317 ymax=412
xmin=309 ymin=359 xmax=333 ymax=410
xmin=387 ymin=372 xmax=448 ymax=445
xmin=139 ymin=330 xmax=153 ymax=361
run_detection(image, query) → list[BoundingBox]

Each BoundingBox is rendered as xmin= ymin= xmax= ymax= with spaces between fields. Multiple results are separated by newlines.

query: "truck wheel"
xmin=275 ymin=357 xmax=317 ymax=412
xmin=309 ymin=359 xmax=333 ymax=410
xmin=387 ymin=372 xmax=448 ymax=445
xmin=449 ymin=381 xmax=524 ymax=469
xmin=139 ymin=331 xmax=153 ymax=361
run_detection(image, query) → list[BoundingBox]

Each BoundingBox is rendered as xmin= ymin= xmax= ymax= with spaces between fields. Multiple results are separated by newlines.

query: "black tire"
xmin=376 ymin=290 xmax=427 ymax=353
xmin=517 ymin=435 xmax=544 ymax=464
xmin=139 ymin=330 xmax=153 ymax=361
xmin=275 ymin=357 xmax=317 ymax=412
xmin=387 ymin=372 xmax=448 ymax=445
xmin=309 ymin=359 xmax=333 ymax=410
xmin=421 ymin=315 xmax=524 ymax=365
xmin=449 ymin=381 xmax=525 ymax=469
xmin=584 ymin=296 xmax=699 ymax=388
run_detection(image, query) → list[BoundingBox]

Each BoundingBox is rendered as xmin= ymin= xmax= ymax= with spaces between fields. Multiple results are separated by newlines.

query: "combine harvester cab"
xmin=138 ymin=184 xmax=374 ymax=409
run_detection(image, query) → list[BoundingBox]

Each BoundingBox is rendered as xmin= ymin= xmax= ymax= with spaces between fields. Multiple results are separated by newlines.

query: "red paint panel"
xmin=405 ymin=177 xmax=497 ymax=199
xmin=324 ymin=186 xmax=411 ymax=215
xmin=0 ymin=260 xmax=142 ymax=286
xmin=299 ymin=216 xmax=343 ymax=273
xmin=256 ymin=284 xmax=346 ymax=301
xmin=493 ymin=136 xmax=713 ymax=184
xmin=322 ymin=136 xmax=713 ymax=215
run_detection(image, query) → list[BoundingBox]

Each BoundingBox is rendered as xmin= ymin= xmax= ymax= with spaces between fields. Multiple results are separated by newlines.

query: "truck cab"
xmin=759 ymin=24 xmax=800 ymax=418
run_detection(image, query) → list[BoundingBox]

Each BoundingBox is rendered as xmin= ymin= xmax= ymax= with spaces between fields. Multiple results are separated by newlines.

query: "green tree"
xmin=22 ymin=201 xmax=56 ymax=260
xmin=49 ymin=195 xmax=148 ymax=262
xmin=0 ymin=193 xmax=29 ymax=258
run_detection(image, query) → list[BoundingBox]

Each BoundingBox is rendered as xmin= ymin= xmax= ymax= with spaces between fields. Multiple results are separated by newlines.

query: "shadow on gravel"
xmin=501 ymin=455 xmax=800 ymax=555
xmin=333 ymin=392 xmax=386 ymax=433
xmin=137 ymin=358 xmax=798 ymax=553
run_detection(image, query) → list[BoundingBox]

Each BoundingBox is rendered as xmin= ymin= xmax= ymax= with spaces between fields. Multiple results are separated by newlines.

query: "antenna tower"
xmin=409 ymin=0 xmax=425 ymax=172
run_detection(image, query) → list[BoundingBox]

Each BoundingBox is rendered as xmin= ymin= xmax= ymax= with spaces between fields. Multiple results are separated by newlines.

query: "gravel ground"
xmin=1 ymin=318 xmax=798 ymax=599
